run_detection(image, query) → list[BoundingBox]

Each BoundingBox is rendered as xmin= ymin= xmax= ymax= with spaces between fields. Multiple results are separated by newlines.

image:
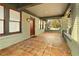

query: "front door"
xmin=30 ymin=17 xmax=35 ymax=36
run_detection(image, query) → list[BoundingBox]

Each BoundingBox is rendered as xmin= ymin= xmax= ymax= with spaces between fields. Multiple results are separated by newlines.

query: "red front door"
xmin=30 ymin=17 xmax=35 ymax=36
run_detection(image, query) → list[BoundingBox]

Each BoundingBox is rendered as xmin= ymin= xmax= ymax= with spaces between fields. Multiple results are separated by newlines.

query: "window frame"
xmin=9 ymin=9 xmax=22 ymax=34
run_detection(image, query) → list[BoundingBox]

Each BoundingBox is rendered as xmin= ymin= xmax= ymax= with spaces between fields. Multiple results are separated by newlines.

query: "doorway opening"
xmin=46 ymin=19 xmax=61 ymax=31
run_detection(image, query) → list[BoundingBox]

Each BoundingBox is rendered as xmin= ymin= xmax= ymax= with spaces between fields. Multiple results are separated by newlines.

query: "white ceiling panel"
xmin=25 ymin=3 xmax=68 ymax=17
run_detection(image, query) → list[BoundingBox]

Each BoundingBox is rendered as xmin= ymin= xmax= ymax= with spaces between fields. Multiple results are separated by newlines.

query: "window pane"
xmin=0 ymin=5 xmax=4 ymax=19
xmin=9 ymin=9 xmax=20 ymax=21
xmin=0 ymin=21 xmax=4 ymax=34
xmin=9 ymin=22 xmax=20 ymax=32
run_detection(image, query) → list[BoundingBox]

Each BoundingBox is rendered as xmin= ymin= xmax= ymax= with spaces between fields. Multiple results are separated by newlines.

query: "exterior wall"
xmin=0 ymin=11 xmax=45 ymax=50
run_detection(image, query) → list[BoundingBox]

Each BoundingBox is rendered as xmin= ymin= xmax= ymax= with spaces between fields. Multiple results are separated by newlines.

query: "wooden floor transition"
xmin=0 ymin=32 xmax=71 ymax=56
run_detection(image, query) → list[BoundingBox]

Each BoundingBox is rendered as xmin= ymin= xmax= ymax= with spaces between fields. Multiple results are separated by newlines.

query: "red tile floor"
xmin=0 ymin=32 xmax=71 ymax=56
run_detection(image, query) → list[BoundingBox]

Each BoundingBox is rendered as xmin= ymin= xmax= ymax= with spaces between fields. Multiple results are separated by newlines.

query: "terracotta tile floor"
xmin=0 ymin=32 xmax=71 ymax=56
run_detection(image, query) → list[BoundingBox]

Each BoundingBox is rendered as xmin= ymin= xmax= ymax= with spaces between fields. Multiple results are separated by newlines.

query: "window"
xmin=9 ymin=9 xmax=21 ymax=33
xmin=0 ymin=5 xmax=4 ymax=34
xmin=0 ymin=5 xmax=21 ymax=36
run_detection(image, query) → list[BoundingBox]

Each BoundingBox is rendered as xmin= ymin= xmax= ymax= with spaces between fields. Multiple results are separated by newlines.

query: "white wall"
xmin=35 ymin=17 xmax=45 ymax=35
xmin=0 ymin=11 xmax=45 ymax=50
